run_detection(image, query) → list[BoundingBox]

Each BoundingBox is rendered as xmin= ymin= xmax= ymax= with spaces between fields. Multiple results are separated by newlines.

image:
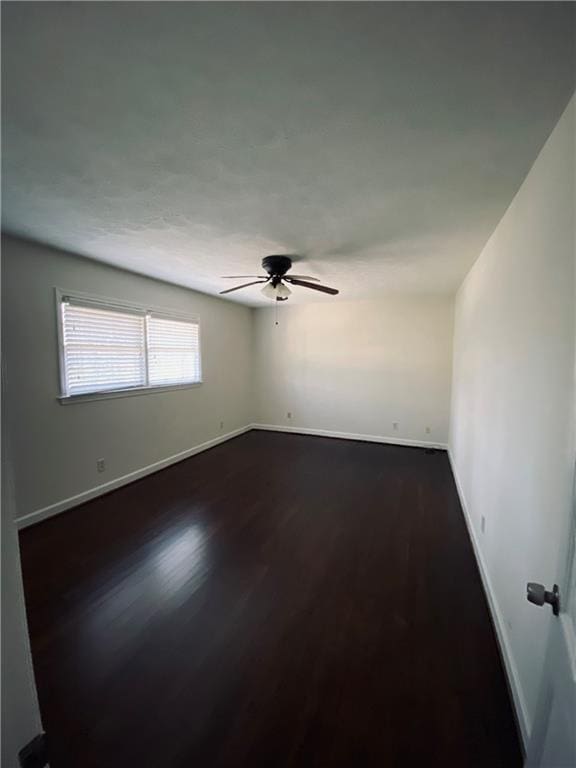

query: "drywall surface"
xmin=449 ymin=96 xmax=575 ymax=738
xmin=2 ymin=236 xmax=253 ymax=522
xmin=253 ymin=297 xmax=454 ymax=446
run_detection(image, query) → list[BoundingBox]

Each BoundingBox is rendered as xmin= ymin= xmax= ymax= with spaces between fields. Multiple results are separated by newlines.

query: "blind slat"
xmin=61 ymin=301 xmax=201 ymax=396
xmin=147 ymin=315 xmax=201 ymax=386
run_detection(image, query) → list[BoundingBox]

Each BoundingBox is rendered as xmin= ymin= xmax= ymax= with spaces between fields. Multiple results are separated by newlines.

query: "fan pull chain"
xmin=275 ymin=298 xmax=279 ymax=326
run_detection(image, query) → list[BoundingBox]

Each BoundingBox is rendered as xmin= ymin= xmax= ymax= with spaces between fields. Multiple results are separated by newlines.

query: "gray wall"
xmin=2 ymin=236 xmax=254 ymax=523
xmin=1 ymin=433 xmax=43 ymax=767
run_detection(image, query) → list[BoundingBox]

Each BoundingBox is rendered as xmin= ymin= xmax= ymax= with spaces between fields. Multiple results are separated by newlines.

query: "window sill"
xmin=58 ymin=381 xmax=203 ymax=405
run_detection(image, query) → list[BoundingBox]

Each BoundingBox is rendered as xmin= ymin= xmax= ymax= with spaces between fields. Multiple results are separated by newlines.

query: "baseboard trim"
xmin=252 ymin=423 xmax=448 ymax=450
xmin=447 ymin=450 xmax=530 ymax=750
xmin=15 ymin=425 xmax=252 ymax=530
xmin=16 ymin=424 xmax=445 ymax=530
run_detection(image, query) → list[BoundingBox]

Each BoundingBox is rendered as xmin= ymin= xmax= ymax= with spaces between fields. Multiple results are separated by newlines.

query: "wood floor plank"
xmin=19 ymin=430 xmax=522 ymax=767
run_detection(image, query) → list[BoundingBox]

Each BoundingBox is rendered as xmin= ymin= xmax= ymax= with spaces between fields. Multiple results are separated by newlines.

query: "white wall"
xmin=253 ymin=297 xmax=454 ymax=447
xmin=449 ymin=96 xmax=575 ymax=743
xmin=2 ymin=236 xmax=254 ymax=525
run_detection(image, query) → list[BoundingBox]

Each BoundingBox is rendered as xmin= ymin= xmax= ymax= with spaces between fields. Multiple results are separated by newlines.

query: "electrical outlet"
xmin=393 ymin=422 xmax=398 ymax=431
xmin=481 ymin=516 xmax=486 ymax=534
xmin=287 ymin=412 xmax=292 ymax=419
xmin=96 ymin=458 xmax=105 ymax=473
xmin=425 ymin=426 xmax=431 ymax=434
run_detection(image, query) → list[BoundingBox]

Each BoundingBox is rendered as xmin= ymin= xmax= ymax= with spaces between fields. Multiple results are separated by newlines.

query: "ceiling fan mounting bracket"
xmin=262 ymin=255 xmax=292 ymax=277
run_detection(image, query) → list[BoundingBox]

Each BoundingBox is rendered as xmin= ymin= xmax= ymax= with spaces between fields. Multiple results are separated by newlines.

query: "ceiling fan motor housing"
xmin=262 ymin=255 xmax=292 ymax=278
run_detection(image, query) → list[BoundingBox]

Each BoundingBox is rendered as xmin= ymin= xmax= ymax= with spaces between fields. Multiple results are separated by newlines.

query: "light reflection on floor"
xmin=81 ymin=522 xmax=209 ymax=676
xmin=152 ymin=524 xmax=207 ymax=596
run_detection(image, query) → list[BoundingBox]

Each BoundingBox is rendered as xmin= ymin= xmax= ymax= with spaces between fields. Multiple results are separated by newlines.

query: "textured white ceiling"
xmin=2 ymin=2 xmax=575 ymax=305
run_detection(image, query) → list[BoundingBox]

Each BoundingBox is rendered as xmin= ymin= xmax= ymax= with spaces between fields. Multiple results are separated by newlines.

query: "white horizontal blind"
xmin=59 ymin=295 xmax=201 ymax=397
xmin=147 ymin=314 xmax=201 ymax=386
xmin=61 ymin=301 xmax=146 ymax=396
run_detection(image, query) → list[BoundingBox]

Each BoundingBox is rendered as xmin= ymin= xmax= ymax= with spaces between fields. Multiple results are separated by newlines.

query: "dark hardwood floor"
xmin=20 ymin=431 xmax=522 ymax=767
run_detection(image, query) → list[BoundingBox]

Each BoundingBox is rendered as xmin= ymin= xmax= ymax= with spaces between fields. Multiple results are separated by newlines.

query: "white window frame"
xmin=55 ymin=288 xmax=202 ymax=404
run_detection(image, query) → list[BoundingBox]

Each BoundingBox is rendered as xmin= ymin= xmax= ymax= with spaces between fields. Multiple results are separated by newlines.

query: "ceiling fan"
xmin=220 ymin=255 xmax=339 ymax=301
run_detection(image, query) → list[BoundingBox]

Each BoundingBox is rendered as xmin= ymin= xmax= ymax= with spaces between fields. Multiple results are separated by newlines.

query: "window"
xmin=147 ymin=315 xmax=201 ymax=387
xmin=58 ymin=293 xmax=201 ymax=399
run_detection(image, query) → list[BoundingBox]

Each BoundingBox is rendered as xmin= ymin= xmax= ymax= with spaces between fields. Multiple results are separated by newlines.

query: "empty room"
xmin=2 ymin=2 xmax=575 ymax=767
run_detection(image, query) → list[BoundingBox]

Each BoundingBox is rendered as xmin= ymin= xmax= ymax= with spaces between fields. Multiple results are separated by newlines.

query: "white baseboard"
xmin=448 ymin=450 xmax=530 ymax=750
xmin=252 ymin=423 xmax=448 ymax=450
xmin=17 ymin=424 xmax=445 ymax=530
xmin=15 ymin=425 xmax=252 ymax=530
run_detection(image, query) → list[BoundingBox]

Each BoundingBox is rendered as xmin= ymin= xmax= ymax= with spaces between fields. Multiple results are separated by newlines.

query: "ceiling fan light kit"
xmin=261 ymin=281 xmax=291 ymax=301
xmin=219 ymin=255 xmax=339 ymax=303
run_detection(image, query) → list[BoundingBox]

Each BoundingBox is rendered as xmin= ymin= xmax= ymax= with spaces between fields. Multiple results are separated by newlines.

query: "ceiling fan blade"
xmin=285 ymin=278 xmax=339 ymax=295
xmin=219 ymin=280 xmax=268 ymax=295
xmin=287 ymin=274 xmax=320 ymax=281
xmin=220 ymin=275 xmax=267 ymax=279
